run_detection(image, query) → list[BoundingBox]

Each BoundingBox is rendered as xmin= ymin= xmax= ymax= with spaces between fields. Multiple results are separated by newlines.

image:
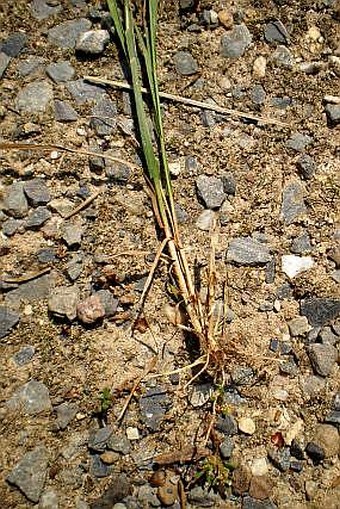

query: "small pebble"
xmin=238 ymin=417 xmax=256 ymax=435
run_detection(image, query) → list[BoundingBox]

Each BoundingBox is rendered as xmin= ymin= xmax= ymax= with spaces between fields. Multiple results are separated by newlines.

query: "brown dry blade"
xmin=0 ymin=142 xmax=135 ymax=168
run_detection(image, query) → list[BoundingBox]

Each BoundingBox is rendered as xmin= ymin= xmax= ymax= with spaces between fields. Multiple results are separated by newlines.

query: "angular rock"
xmin=281 ymin=181 xmax=307 ymax=224
xmin=221 ymin=24 xmax=252 ymax=58
xmin=0 ymin=306 xmax=20 ymax=339
xmin=325 ymin=103 xmax=340 ymax=126
xmin=39 ymin=489 xmax=59 ymax=509
xmin=282 ymin=254 xmax=314 ymax=279
xmin=296 ymin=154 xmax=316 ymax=180
xmin=250 ymin=84 xmax=266 ymax=105
xmin=196 ymin=209 xmax=215 ymax=231
xmin=31 ymin=0 xmax=62 ymax=20
xmin=311 ymin=425 xmax=340 ymax=458
xmin=305 ymin=442 xmax=325 ymax=463
xmin=196 ymin=175 xmax=225 ymax=209
xmin=66 ymin=254 xmax=83 ymax=281
xmin=48 ymin=19 xmax=91 ymax=49
xmin=286 ymin=133 xmax=313 ymax=152
xmin=308 ymin=343 xmax=338 ymax=377
xmin=16 ymin=81 xmax=53 ymax=113
xmin=46 ymin=60 xmax=75 ymax=82
xmin=2 ymin=218 xmax=25 ymax=236
xmin=5 ymin=274 xmax=53 ymax=305
xmin=54 ymin=100 xmax=78 ymax=122
xmin=3 ymin=181 xmax=29 ymax=218
xmin=216 ymin=414 xmax=238 ymax=435
xmin=66 ymin=79 xmax=106 ymax=104
xmin=220 ymin=437 xmax=234 ymax=459
xmin=107 ymin=434 xmax=130 ymax=455
xmin=90 ymin=455 xmax=111 ymax=478
xmin=227 ymin=237 xmax=271 ymax=265
xmin=249 ymin=476 xmax=272 ymax=501
xmin=48 ymin=285 xmax=80 ymax=321
xmin=90 ymin=96 xmax=117 ymax=136
xmin=268 ymin=447 xmax=290 ymax=472
xmin=290 ymin=232 xmax=312 ymax=254
xmin=55 ymin=402 xmax=79 ymax=430
xmin=7 ymin=380 xmax=51 ymax=415
xmin=264 ymin=20 xmax=289 ymax=44
xmin=0 ymin=52 xmax=11 ymax=79
xmin=272 ymin=45 xmax=294 ymax=68
xmin=76 ymin=29 xmax=110 ymax=55
xmin=17 ymin=56 xmax=45 ymax=77
xmin=301 ymin=298 xmax=340 ymax=327
xmin=26 ymin=206 xmax=51 ymax=228
xmin=7 ymin=446 xmax=49 ymax=503
xmin=232 ymin=464 xmax=252 ymax=495
xmin=90 ymin=475 xmax=131 ymax=508
xmin=13 ymin=345 xmax=35 ymax=366
xmin=139 ymin=386 xmax=172 ymax=432
xmin=288 ymin=316 xmax=311 ymax=336
xmin=188 ymin=486 xmax=220 ymax=507
xmin=77 ymin=294 xmax=105 ymax=324
xmin=243 ymin=496 xmax=277 ymax=509
xmin=62 ymin=222 xmax=83 ymax=247
xmin=1 ymin=32 xmax=27 ymax=57
xmin=319 ymin=326 xmax=339 ymax=346
xmin=173 ymin=50 xmax=198 ymax=75
xmin=97 ymin=290 xmax=118 ymax=317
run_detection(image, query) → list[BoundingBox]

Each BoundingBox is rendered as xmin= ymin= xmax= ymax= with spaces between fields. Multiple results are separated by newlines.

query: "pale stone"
xmin=282 ymin=255 xmax=314 ymax=279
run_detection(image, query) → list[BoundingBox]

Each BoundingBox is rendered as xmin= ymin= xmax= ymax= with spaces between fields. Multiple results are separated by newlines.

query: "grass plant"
xmin=107 ymin=0 xmax=226 ymax=382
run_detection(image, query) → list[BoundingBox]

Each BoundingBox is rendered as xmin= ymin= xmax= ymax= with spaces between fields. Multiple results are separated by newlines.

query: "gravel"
xmin=1 ymin=32 xmax=27 ymax=57
xmin=196 ymin=175 xmax=225 ymax=209
xmin=0 ymin=306 xmax=20 ymax=339
xmin=54 ymin=99 xmax=78 ymax=122
xmin=281 ymin=181 xmax=307 ymax=224
xmin=296 ymin=154 xmax=316 ymax=180
xmin=90 ymin=96 xmax=117 ymax=136
xmin=221 ymin=24 xmax=252 ymax=58
xmin=66 ymin=79 xmax=106 ymax=104
xmin=76 ymin=29 xmax=110 ymax=55
xmin=46 ymin=60 xmax=75 ymax=82
xmin=301 ymin=298 xmax=340 ymax=327
xmin=3 ymin=181 xmax=29 ymax=218
xmin=7 ymin=380 xmax=51 ymax=415
xmin=308 ymin=343 xmax=338 ymax=377
xmin=196 ymin=209 xmax=215 ymax=231
xmin=48 ymin=19 xmax=92 ymax=49
xmin=325 ymin=103 xmax=340 ymax=125
xmin=15 ymin=81 xmax=54 ymax=113
xmin=173 ymin=50 xmax=198 ymax=75
xmin=13 ymin=345 xmax=35 ymax=366
xmin=7 ymin=446 xmax=49 ymax=503
xmin=48 ymin=285 xmax=80 ymax=321
xmin=227 ymin=237 xmax=271 ymax=265
xmin=0 ymin=52 xmax=11 ymax=78
xmin=264 ymin=20 xmax=290 ymax=45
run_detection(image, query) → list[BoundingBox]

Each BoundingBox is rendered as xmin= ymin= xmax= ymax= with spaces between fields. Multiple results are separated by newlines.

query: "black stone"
xmin=305 ymin=442 xmax=325 ymax=463
xmin=1 ymin=32 xmax=27 ymax=57
xmin=290 ymin=439 xmax=305 ymax=460
xmin=301 ymin=298 xmax=340 ymax=327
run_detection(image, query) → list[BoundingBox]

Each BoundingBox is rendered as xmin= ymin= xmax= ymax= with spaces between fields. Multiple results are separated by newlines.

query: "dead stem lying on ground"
xmin=107 ymin=0 xmax=227 ymax=382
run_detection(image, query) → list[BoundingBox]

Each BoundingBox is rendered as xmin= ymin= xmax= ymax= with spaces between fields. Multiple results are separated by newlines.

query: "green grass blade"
xmin=106 ymin=0 xmax=127 ymax=57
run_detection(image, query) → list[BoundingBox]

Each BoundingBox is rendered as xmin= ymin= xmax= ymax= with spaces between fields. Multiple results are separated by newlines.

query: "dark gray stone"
xmin=7 ymin=446 xmax=49 ymax=503
xmin=26 ymin=206 xmax=51 ymax=228
xmin=196 ymin=175 xmax=225 ymax=209
xmin=296 ymin=154 xmax=316 ymax=180
xmin=36 ymin=248 xmax=56 ymax=264
xmin=54 ymin=100 xmax=78 ymax=122
xmin=231 ymin=366 xmax=254 ymax=385
xmin=97 ymin=290 xmax=118 ymax=317
xmin=271 ymin=96 xmax=292 ymax=109
xmin=1 ymin=32 xmax=27 ymax=57
xmin=90 ymin=475 xmax=131 ymax=508
xmin=280 ymin=356 xmax=298 ymax=376
xmin=188 ymin=486 xmax=220 ymax=507
xmin=334 ymin=393 xmax=340 ymax=411
xmin=173 ymin=51 xmax=198 ymax=75
xmin=281 ymin=181 xmax=306 ymax=224
xmin=291 ymin=232 xmax=312 ymax=254
xmin=24 ymin=179 xmax=50 ymax=206
xmin=16 ymin=81 xmax=53 ymax=113
xmin=264 ymin=20 xmax=289 ymax=45
xmin=139 ymin=386 xmax=172 ymax=432
xmin=325 ymin=410 xmax=340 ymax=426
xmin=0 ymin=306 xmax=20 ymax=339
xmin=76 ymin=29 xmax=110 ymax=55
xmin=5 ymin=274 xmax=54 ymax=305
xmin=272 ymin=45 xmax=294 ymax=68
xmin=17 ymin=56 xmax=45 ymax=77
xmin=55 ymin=402 xmax=79 ymax=430
xmin=90 ymin=454 xmax=111 ymax=478
xmin=308 ymin=343 xmax=338 ymax=377
xmin=88 ymin=426 xmax=113 ymax=452
xmin=222 ymin=172 xmax=236 ymax=195
xmin=0 ymin=52 xmax=11 ymax=78
xmin=301 ymin=298 xmax=340 ymax=327
xmin=185 ymin=155 xmax=198 ymax=172
xmin=46 ymin=61 xmax=75 ymax=82
xmin=250 ymin=84 xmax=266 ymax=105
xmin=220 ymin=437 xmax=234 ymax=459
xmin=66 ymin=254 xmax=83 ymax=281
xmin=2 ymin=218 xmax=24 ymax=236
xmin=286 ymin=133 xmax=313 ymax=152
xmin=216 ymin=414 xmax=238 ymax=435
xmin=227 ymin=236 xmax=271 ymax=265
xmin=3 ymin=182 xmax=29 ymax=218
xmin=90 ymin=96 xmax=117 ymax=136
xmin=105 ymin=161 xmax=131 ymax=182
xmin=305 ymin=442 xmax=325 ymax=463
xmin=107 ymin=434 xmax=130 ymax=455
xmin=290 ymin=439 xmax=305 ymax=460
xmin=201 ymin=109 xmax=215 ymax=127
xmin=48 ymin=18 xmax=92 ymax=49
xmin=268 ymin=447 xmax=290 ymax=472
xmin=221 ymin=24 xmax=252 ymax=59
xmin=325 ymin=103 xmax=340 ymax=126
xmin=66 ymin=79 xmax=106 ymax=104
xmin=13 ymin=345 xmax=35 ymax=366
xmin=48 ymin=285 xmax=79 ymax=321
xmin=31 ymin=0 xmax=62 ymax=20
xmin=174 ymin=203 xmax=189 ymax=224
xmin=7 ymin=380 xmax=51 ymax=415
xmin=243 ymin=497 xmax=277 ymax=509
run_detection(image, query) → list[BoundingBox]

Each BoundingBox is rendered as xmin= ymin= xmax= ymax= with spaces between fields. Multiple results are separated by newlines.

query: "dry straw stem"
xmin=84 ymin=75 xmax=290 ymax=128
